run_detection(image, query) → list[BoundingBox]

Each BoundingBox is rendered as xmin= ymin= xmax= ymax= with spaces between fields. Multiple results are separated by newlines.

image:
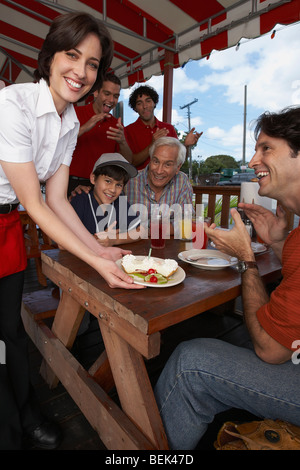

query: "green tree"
xmin=176 ymin=128 xmax=239 ymax=181
xmin=198 ymin=155 xmax=239 ymax=174
xmin=181 ymin=154 xmax=239 ymax=181
xmin=181 ymin=158 xmax=199 ymax=179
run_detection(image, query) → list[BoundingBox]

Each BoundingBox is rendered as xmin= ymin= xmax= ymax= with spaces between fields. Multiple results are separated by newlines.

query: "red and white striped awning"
xmin=1 ymin=0 xmax=300 ymax=89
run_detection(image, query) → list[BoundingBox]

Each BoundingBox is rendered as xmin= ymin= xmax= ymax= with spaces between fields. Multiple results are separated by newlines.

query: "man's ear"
xmin=176 ymin=164 xmax=182 ymax=174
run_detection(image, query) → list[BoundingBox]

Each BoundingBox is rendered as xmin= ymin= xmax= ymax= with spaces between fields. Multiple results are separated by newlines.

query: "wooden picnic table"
xmin=21 ymin=238 xmax=282 ymax=450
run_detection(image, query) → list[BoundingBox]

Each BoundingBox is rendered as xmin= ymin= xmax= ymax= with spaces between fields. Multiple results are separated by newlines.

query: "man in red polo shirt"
xmin=125 ymin=85 xmax=202 ymax=170
xmin=68 ymin=73 xmax=132 ymax=195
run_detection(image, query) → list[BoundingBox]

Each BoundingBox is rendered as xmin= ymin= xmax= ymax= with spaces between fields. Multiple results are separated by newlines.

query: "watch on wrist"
xmin=236 ymin=260 xmax=258 ymax=273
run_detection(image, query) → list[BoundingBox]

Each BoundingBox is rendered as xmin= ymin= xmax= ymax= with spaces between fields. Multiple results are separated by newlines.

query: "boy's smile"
xmin=90 ymin=174 xmax=124 ymax=206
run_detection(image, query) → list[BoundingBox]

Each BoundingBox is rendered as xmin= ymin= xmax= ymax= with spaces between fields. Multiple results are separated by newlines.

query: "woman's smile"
xmin=49 ymin=33 xmax=101 ymax=114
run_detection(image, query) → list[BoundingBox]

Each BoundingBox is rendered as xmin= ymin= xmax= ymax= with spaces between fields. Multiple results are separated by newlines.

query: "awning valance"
xmin=1 ymin=0 xmax=299 ymax=88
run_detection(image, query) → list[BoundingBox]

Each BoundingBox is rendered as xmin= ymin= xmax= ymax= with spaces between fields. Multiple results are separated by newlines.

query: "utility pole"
xmin=180 ymin=98 xmax=198 ymax=180
xmin=242 ymin=84 xmax=247 ymax=168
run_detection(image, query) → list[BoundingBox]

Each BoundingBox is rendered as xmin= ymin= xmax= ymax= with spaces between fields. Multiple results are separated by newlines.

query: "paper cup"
xmin=240 ymin=182 xmax=273 ymax=210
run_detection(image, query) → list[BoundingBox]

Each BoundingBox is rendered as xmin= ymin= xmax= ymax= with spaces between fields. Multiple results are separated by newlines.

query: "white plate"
xmin=210 ymin=241 xmax=267 ymax=255
xmin=251 ymin=242 xmax=267 ymax=254
xmin=116 ymin=256 xmax=186 ymax=287
xmin=178 ymin=249 xmax=238 ymax=270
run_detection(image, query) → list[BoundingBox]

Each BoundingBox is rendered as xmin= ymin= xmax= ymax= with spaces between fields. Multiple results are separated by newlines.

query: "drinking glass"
xmin=192 ymin=216 xmax=211 ymax=249
xmin=150 ymin=214 xmax=166 ymax=249
xmin=179 ymin=207 xmax=193 ymax=240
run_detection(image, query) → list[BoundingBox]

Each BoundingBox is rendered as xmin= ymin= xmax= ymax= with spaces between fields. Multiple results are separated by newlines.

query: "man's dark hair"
xmin=103 ymin=72 xmax=121 ymax=87
xmin=254 ymin=106 xmax=300 ymax=157
xmin=93 ymin=165 xmax=130 ymax=186
xmin=128 ymin=85 xmax=159 ymax=110
xmin=34 ymin=12 xmax=113 ymax=101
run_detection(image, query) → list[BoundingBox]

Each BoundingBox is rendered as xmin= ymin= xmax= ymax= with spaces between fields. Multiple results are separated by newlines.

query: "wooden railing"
xmin=192 ymin=185 xmax=295 ymax=231
xmin=193 ymin=185 xmax=241 ymax=228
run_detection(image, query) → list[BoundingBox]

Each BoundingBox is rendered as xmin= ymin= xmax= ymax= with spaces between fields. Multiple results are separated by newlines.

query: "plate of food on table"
xmin=118 ymin=254 xmax=186 ymax=287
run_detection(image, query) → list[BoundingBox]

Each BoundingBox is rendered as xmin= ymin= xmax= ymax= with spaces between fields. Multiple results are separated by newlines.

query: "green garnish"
xmin=144 ymin=273 xmax=168 ymax=284
xmin=129 ymin=272 xmax=168 ymax=284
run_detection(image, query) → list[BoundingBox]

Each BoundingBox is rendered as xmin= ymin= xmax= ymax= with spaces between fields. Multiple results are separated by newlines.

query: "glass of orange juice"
xmin=180 ymin=217 xmax=193 ymax=240
xmin=178 ymin=206 xmax=193 ymax=240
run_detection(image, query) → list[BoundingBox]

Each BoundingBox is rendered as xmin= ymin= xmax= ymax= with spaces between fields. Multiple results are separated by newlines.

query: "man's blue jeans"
xmin=154 ymin=338 xmax=300 ymax=450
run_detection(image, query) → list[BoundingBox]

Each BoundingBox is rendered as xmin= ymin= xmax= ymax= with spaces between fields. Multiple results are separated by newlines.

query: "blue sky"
xmin=120 ymin=21 xmax=300 ymax=166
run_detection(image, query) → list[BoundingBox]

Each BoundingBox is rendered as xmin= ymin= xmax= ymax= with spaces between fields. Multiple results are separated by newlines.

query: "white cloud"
xmin=206 ymin=126 xmax=226 ymax=139
xmin=120 ymin=22 xmax=300 ymax=163
xmin=172 ymin=68 xmax=207 ymax=94
xmin=199 ymin=23 xmax=300 ymax=111
xmin=155 ymin=107 xmax=184 ymax=125
xmin=194 ymin=123 xmax=256 ymax=162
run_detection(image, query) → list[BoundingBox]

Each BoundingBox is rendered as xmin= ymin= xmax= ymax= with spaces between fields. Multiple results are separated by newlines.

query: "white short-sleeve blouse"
xmin=0 ymin=79 xmax=79 ymax=204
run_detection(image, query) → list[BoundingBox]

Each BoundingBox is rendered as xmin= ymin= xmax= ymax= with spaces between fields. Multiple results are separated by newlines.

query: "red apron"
xmin=0 ymin=209 xmax=27 ymax=279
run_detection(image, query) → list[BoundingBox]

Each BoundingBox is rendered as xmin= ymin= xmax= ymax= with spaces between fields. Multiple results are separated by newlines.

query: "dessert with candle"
xmin=121 ymin=254 xmax=178 ymax=284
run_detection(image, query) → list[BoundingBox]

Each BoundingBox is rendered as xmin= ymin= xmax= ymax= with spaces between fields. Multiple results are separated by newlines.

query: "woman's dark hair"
xmin=128 ymin=85 xmax=159 ymax=110
xmin=254 ymin=106 xmax=300 ymax=157
xmin=34 ymin=12 xmax=114 ymax=100
xmin=93 ymin=165 xmax=130 ymax=186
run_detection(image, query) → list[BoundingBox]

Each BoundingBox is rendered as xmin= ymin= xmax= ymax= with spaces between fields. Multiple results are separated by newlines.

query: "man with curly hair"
xmin=126 ymin=85 xmax=202 ymax=170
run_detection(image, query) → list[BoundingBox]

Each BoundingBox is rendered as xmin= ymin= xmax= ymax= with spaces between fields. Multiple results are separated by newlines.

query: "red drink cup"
xmin=150 ymin=215 xmax=166 ymax=249
xmin=192 ymin=217 xmax=210 ymax=249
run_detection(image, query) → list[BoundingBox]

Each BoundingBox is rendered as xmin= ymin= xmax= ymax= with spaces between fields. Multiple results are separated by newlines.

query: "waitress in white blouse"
xmin=0 ymin=12 xmax=141 ymax=450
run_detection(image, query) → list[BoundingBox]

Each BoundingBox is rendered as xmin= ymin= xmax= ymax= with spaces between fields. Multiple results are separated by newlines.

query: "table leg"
xmin=40 ymin=290 xmax=85 ymax=388
xmin=99 ymin=319 xmax=169 ymax=449
xmin=51 ymin=290 xmax=86 ymax=347
xmin=88 ymin=350 xmax=115 ymax=393
xmin=21 ymin=304 xmax=156 ymax=449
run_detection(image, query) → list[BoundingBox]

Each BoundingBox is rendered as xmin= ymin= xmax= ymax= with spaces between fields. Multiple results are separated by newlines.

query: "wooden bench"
xmin=22 ymin=289 xmax=59 ymax=321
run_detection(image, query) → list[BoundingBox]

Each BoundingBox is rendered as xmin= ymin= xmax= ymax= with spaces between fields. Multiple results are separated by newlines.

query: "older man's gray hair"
xmin=149 ymin=137 xmax=186 ymax=166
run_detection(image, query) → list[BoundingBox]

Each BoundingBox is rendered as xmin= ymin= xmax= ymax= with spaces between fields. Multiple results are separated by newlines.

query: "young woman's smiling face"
xmin=49 ymin=33 xmax=101 ymax=114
